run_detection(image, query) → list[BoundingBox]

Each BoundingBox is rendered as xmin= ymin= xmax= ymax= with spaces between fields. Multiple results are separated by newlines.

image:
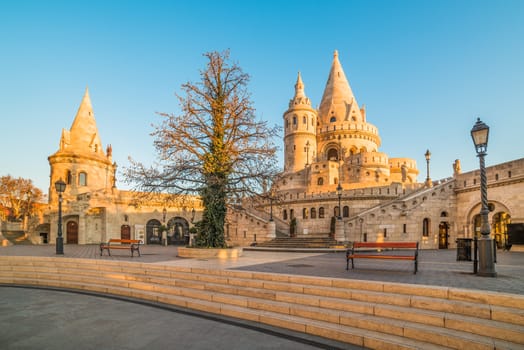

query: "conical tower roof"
xmin=57 ymin=87 xmax=104 ymax=156
xmin=318 ymin=50 xmax=362 ymax=124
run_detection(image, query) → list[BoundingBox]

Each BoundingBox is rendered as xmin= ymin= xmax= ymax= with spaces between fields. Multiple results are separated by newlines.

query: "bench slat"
xmin=347 ymin=255 xmax=415 ymax=260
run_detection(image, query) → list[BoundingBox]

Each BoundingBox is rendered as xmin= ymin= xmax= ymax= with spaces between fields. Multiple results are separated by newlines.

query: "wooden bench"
xmin=100 ymin=239 xmax=141 ymax=257
xmin=346 ymin=241 xmax=419 ymax=274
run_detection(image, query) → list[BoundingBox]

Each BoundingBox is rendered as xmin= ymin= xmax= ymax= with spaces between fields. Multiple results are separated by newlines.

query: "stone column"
xmin=267 ymin=221 xmax=276 ymax=239
xmin=335 ymin=220 xmax=345 ymax=242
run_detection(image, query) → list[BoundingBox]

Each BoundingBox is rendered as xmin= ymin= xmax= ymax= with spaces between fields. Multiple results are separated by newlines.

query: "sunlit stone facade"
xmin=31 ymin=89 xmax=202 ymax=246
xmin=238 ymin=51 xmax=523 ymax=249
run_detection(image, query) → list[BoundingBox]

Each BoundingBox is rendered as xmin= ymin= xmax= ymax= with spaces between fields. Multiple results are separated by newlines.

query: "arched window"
xmin=334 ymin=206 xmax=340 ymax=217
xmin=317 ymin=177 xmax=324 ymax=186
xmin=78 ymin=172 xmax=87 ymax=186
xmin=66 ymin=170 xmax=72 ymax=185
xmin=283 ymin=210 xmax=288 ymax=221
xmin=441 ymin=211 xmax=448 ymax=217
xmin=293 ymin=116 xmax=297 ymax=125
xmin=327 ymin=148 xmax=338 ymax=161
xmin=422 ymin=218 xmax=430 ymax=237
xmin=330 ymin=116 xmax=336 ymax=123
xmin=303 ymin=116 xmax=307 ymax=124
xmin=302 ymin=208 xmax=308 ymax=219
xmin=310 ymin=208 xmax=317 ymax=219
xmin=319 ymin=207 xmax=325 ymax=218
xmin=473 ymin=214 xmax=481 ymax=238
xmin=343 ymin=206 xmax=349 ymax=218
xmin=290 ymin=209 xmax=294 ymax=219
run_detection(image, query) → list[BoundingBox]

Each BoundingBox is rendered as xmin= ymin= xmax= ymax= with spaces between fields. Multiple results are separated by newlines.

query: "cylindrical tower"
xmin=48 ymin=88 xmax=116 ymax=205
xmin=283 ymin=72 xmax=317 ymax=173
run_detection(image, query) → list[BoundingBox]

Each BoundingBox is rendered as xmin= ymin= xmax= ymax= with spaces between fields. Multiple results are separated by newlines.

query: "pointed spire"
xmin=70 ymin=86 xmax=93 ymax=131
xmin=318 ymin=50 xmax=361 ymax=123
xmin=66 ymin=87 xmax=104 ymax=155
xmin=289 ymin=72 xmax=311 ymax=108
xmin=294 ymin=71 xmax=306 ymax=99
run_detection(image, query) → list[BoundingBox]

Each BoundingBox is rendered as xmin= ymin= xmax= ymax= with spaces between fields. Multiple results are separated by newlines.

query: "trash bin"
xmin=456 ymin=238 xmax=473 ymax=261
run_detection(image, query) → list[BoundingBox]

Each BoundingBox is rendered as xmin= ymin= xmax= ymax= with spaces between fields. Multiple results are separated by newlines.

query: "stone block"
xmin=262 ymin=281 xmax=304 ymax=293
xmin=305 ymin=323 xmax=364 ymax=346
xmin=491 ymin=305 xmax=524 ymax=326
xmin=276 ymin=292 xmax=320 ymax=307
xmin=248 ymin=299 xmax=291 ymax=314
xmin=258 ymin=313 xmax=306 ymax=333
xmin=320 ymin=298 xmax=374 ymax=315
xmin=303 ymin=286 xmax=352 ymax=299
xmin=290 ymin=305 xmax=339 ymax=323
xmin=375 ymin=305 xmax=444 ymax=327
xmin=383 ymin=282 xmax=448 ymax=299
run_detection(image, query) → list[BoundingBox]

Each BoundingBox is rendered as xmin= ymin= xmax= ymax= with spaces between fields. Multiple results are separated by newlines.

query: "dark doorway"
xmin=438 ymin=222 xmax=449 ymax=249
xmin=146 ymin=219 xmax=162 ymax=244
xmin=121 ymin=225 xmax=131 ymax=240
xmin=166 ymin=217 xmax=189 ymax=245
xmin=66 ymin=221 xmax=78 ymax=244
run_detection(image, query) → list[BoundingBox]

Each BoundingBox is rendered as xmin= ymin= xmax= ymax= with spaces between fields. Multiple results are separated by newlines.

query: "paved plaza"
xmin=1 ymin=244 xmax=523 ymax=294
xmin=1 ymin=244 xmax=523 ymax=349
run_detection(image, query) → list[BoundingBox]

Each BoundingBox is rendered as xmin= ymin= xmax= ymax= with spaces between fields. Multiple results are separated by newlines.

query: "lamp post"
xmin=336 ymin=184 xmax=342 ymax=220
xmin=269 ymin=189 xmax=274 ymax=222
xmin=305 ymin=140 xmax=310 ymax=166
xmin=425 ymin=149 xmax=432 ymax=187
xmin=54 ymin=179 xmax=66 ymax=255
xmin=162 ymin=207 xmax=167 ymax=223
xmin=359 ymin=217 xmax=364 ymax=242
xmin=470 ymin=118 xmax=496 ymax=277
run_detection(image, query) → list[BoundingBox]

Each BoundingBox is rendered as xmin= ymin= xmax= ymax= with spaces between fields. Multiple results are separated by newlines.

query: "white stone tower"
xmin=316 ymin=50 xmax=381 ymax=161
xmin=48 ymin=88 xmax=116 ymax=204
xmin=283 ymin=72 xmax=318 ymax=173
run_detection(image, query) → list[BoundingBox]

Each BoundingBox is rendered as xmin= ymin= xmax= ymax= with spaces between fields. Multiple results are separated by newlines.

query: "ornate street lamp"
xmin=425 ymin=149 xmax=432 ymax=187
xmin=54 ymin=179 xmax=66 ymax=255
xmin=470 ymin=118 xmax=496 ymax=277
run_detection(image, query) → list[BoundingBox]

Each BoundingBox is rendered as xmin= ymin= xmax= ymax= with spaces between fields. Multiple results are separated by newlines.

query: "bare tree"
xmin=125 ymin=51 xmax=280 ymax=247
xmin=0 ymin=175 xmax=43 ymax=222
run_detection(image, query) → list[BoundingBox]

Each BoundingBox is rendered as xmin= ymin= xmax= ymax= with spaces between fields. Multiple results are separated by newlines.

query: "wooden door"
xmin=66 ymin=221 xmax=78 ymax=244
xmin=121 ymin=225 xmax=131 ymax=240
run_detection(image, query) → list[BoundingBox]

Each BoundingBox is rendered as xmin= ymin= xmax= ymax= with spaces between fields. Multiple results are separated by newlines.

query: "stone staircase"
xmin=0 ymin=256 xmax=523 ymax=349
xmin=255 ymin=237 xmax=342 ymax=249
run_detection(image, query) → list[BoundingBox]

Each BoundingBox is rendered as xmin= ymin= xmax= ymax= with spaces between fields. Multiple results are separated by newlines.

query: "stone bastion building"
xmin=23 ymin=51 xmax=523 ymax=250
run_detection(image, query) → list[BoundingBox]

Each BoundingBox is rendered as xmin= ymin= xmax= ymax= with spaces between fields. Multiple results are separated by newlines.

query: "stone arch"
xmin=327 ymin=148 xmax=338 ymax=161
xmin=167 ymin=217 xmax=190 ymax=245
xmin=146 ymin=219 xmax=162 ymax=244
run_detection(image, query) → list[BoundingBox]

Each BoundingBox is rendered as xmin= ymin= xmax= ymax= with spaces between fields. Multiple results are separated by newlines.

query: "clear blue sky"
xmin=1 ymin=0 xmax=523 ymax=194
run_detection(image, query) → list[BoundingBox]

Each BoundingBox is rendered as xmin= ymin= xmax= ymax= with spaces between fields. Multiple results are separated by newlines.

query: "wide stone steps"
xmin=0 ymin=256 xmax=523 ymax=349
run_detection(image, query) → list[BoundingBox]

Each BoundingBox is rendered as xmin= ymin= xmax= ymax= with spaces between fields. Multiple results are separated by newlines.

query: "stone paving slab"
xmin=0 ymin=286 xmax=357 ymax=350
xmin=1 ymin=244 xmax=523 ymax=295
